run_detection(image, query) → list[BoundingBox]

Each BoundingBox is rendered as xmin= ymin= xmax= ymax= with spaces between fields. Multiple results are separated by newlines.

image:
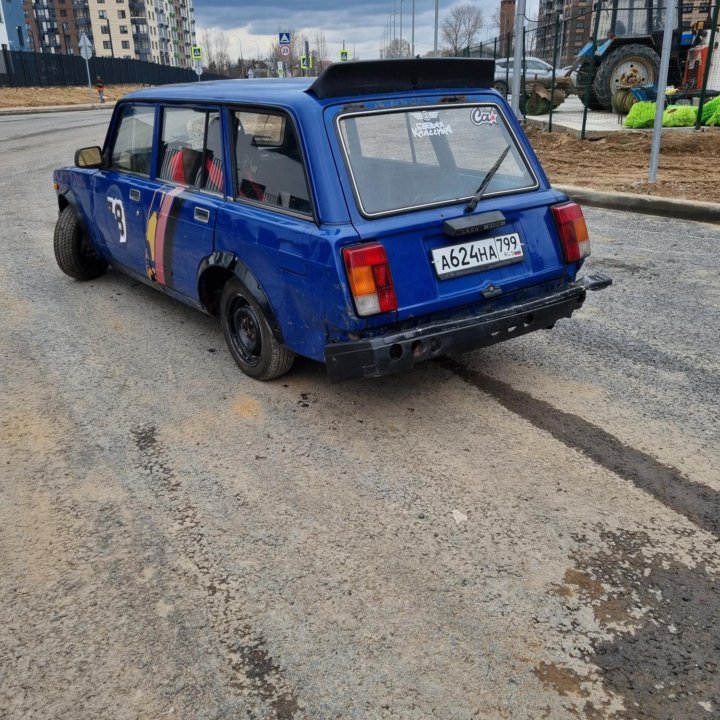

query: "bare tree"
xmin=199 ymin=29 xmax=231 ymax=75
xmin=313 ymin=30 xmax=329 ymax=71
xmin=441 ymin=3 xmax=484 ymax=55
xmin=214 ymin=31 xmax=230 ymax=76
xmin=384 ymin=37 xmax=411 ymax=59
xmin=200 ymin=29 xmax=217 ymax=70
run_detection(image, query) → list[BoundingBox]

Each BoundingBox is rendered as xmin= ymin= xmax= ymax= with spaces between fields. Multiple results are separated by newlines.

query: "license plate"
xmin=432 ymin=232 xmax=524 ymax=279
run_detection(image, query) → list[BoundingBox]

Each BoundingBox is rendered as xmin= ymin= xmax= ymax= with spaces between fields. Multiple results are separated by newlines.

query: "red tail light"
xmin=552 ymin=202 xmax=591 ymax=263
xmin=343 ymin=242 xmax=398 ymax=317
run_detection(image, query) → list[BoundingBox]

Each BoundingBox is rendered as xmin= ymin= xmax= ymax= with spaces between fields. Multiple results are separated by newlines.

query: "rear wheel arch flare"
xmin=197 ymin=252 xmax=283 ymax=342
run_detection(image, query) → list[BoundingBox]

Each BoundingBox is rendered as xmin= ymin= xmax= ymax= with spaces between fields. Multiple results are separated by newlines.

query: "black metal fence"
xmin=0 ymin=49 xmax=226 ymax=88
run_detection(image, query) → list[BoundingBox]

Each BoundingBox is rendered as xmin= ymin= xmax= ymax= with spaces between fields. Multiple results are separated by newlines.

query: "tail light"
xmin=343 ymin=242 xmax=398 ymax=317
xmin=552 ymin=202 xmax=591 ymax=263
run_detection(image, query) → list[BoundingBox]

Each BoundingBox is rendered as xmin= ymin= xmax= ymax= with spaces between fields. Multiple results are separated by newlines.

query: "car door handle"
xmin=194 ymin=207 xmax=210 ymax=224
xmin=129 ymin=188 xmax=141 ymax=202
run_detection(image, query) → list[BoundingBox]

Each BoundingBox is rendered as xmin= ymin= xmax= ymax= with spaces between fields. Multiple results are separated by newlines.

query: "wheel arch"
xmin=197 ymin=252 xmax=284 ymax=342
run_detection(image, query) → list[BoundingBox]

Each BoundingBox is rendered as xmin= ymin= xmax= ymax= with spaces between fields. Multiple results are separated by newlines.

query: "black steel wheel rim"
xmin=228 ymin=297 xmax=262 ymax=367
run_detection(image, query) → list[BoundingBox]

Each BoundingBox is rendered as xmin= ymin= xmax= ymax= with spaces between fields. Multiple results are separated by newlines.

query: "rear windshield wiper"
xmin=464 ymin=145 xmax=511 ymax=214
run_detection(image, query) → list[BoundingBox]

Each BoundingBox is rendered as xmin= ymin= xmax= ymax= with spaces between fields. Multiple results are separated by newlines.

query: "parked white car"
xmin=493 ymin=57 xmax=555 ymax=95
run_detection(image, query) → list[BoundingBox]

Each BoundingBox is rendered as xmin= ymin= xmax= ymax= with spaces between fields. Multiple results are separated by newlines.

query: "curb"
xmin=554 ymin=184 xmax=720 ymax=225
xmin=0 ymin=103 xmax=115 ymax=115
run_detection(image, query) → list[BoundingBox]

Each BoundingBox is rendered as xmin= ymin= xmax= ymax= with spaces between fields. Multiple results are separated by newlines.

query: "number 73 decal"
xmin=106 ymin=196 xmax=127 ymax=243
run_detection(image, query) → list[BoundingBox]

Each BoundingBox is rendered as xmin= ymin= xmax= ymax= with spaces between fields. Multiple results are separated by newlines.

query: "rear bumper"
xmin=324 ymin=272 xmax=612 ymax=381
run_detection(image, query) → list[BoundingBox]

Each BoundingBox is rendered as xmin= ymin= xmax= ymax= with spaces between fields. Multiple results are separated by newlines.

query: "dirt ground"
xmin=2 ymin=85 xmax=718 ymax=203
xmin=525 ymin=125 xmax=720 ymax=204
xmin=0 ymin=84 xmax=144 ymax=108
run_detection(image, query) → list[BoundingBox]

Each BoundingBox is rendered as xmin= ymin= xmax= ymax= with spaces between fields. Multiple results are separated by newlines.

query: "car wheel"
xmin=493 ymin=80 xmax=508 ymax=97
xmin=53 ymin=205 xmax=108 ymax=280
xmin=220 ymin=277 xmax=295 ymax=381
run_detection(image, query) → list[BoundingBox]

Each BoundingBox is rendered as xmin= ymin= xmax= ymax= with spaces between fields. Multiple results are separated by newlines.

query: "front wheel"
xmin=593 ymin=44 xmax=660 ymax=111
xmin=220 ymin=277 xmax=295 ymax=381
xmin=53 ymin=205 xmax=108 ymax=280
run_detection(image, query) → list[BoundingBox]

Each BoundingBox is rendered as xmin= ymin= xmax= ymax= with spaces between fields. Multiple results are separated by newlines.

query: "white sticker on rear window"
xmin=470 ymin=107 xmax=499 ymax=126
xmin=410 ymin=111 xmax=453 ymax=138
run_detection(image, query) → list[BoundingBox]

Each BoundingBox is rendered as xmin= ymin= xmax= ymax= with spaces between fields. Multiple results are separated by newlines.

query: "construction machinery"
xmin=574 ymin=0 xmax=699 ymax=110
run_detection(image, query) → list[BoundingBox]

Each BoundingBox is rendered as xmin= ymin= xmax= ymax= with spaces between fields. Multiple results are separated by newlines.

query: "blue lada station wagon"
xmin=53 ymin=58 xmax=611 ymax=381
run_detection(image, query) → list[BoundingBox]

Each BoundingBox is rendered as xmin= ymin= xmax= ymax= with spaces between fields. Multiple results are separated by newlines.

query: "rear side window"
xmin=111 ymin=104 xmax=154 ymax=176
xmin=158 ymin=107 xmax=224 ymax=193
xmin=232 ymin=110 xmax=311 ymax=216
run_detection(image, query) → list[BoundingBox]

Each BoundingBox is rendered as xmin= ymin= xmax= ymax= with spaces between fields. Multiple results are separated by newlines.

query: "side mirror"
xmin=74 ymin=146 xmax=103 ymax=168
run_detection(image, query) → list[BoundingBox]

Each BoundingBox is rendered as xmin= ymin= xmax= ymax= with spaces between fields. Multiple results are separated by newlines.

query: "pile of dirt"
xmin=0 ymin=84 xmax=145 ymax=108
xmin=525 ymin=124 xmax=720 ymax=203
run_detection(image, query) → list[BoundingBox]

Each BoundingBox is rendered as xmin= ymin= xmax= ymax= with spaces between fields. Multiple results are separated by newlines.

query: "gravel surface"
xmin=1 ymin=110 xmax=719 ymax=719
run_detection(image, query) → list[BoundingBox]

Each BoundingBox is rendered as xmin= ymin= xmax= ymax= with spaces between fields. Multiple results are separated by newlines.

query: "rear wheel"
xmin=53 ymin=205 xmax=107 ymax=280
xmin=220 ymin=277 xmax=295 ymax=381
xmin=593 ymin=44 xmax=660 ymax=111
xmin=493 ymin=80 xmax=508 ymax=97
xmin=576 ymin=59 xmax=604 ymax=110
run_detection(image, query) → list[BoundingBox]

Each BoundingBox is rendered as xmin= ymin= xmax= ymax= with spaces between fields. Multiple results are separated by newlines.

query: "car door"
xmin=92 ymin=103 xmax=157 ymax=275
xmin=145 ymin=106 xmax=224 ymax=299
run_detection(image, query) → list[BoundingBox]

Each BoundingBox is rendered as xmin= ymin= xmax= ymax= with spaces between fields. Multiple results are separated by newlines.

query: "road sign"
xmin=280 ymin=44 xmax=290 ymax=57
xmin=194 ymin=63 xmax=203 ymax=77
xmin=191 ymin=45 xmax=202 ymax=60
xmin=340 ymin=49 xmax=349 ymax=62
xmin=279 ymin=32 xmax=291 ymax=45
xmin=79 ymin=33 xmax=93 ymax=61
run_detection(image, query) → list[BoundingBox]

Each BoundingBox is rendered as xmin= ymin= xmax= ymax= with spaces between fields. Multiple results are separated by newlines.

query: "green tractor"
xmin=574 ymin=0 xmax=694 ymax=110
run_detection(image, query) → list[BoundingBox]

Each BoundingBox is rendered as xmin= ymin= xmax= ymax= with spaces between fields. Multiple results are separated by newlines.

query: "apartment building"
xmin=20 ymin=0 xmax=195 ymax=66
xmin=1 ymin=0 xmax=31 ymax=49
xmin=535 ymin=0 xmax=592 ymax=67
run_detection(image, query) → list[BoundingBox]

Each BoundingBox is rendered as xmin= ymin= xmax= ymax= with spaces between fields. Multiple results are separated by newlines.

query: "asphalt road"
xmin=1 ymin=110 xmax=719 ymax=720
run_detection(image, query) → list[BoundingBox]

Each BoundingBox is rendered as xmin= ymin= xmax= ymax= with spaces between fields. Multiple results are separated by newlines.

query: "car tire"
xmin=53 ymin=205 xmax=108 ymax=280
xmin=220 ymin=277 xmax=295 ymax=381
xmin=493 ymin=80 xmax=508 ymax=97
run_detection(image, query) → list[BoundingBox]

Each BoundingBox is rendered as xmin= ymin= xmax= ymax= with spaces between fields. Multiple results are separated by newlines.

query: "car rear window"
xmin=337 ymin=104 xmax=537 ymax=217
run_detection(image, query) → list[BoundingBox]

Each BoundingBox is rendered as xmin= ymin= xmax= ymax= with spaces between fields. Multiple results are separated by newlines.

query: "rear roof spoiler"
xmin=306 ymin=58 xmax=495 ymax=100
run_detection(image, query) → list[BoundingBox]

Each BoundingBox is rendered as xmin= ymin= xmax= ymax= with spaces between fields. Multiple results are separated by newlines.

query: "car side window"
xmin=158 ymin=107 xmax=224 ymax=194
xmin=232 ymin=109 xmax=311 ymax=216
xmin=111 ymin=104 xmax=155 ymax=176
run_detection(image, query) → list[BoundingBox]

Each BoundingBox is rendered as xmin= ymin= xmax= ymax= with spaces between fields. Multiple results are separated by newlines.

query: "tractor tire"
xmin=593 ymin=44 xmax=660 ymax=111
xmin=524 ymin=95 xmax=553 ymax=116
xmin=575 ymin=59 xmax=604 ymax=111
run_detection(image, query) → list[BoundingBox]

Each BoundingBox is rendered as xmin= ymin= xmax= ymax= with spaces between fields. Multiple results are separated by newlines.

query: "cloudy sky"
xmin=192 ymin=0 xmax=533 ymax=64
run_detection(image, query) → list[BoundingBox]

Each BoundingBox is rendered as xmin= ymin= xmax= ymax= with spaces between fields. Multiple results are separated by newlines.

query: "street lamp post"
xmin=433 ymin=0 xmax=439 ymax=56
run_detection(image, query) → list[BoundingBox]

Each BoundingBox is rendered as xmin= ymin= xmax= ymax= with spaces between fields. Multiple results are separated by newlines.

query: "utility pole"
xmin=106 ymin=17 xmax=115 ymax=58
xmin=400 ymin=0 xmax=403 ymax=57
xmin=433 ymin=0 xmax=439 ymax=56
xmin=411 ymin=0 xmax=415 ymax=57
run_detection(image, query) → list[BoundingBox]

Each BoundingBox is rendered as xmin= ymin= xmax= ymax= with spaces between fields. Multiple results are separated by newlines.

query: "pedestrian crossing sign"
xmin=279 ymin=32 xmax=291 ymax=45
xmin=340 ymin=49 xmax=349 ymax=62
xmin=191 ymin=46 xmax=202 ymax=60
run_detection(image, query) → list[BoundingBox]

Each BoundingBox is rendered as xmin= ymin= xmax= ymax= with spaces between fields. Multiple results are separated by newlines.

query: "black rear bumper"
xmin=324 ymin=273 xmax=612 ymax=382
